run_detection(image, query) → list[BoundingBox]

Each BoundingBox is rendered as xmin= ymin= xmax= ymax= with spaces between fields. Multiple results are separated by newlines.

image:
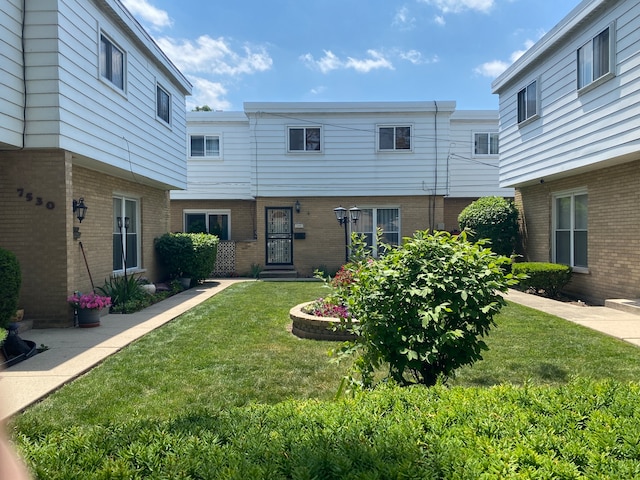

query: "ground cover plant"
xmin=10 ymin=282 xmax=640 ymax=478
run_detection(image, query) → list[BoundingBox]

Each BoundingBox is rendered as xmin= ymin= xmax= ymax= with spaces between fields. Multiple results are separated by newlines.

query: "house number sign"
xmin=17 ymin=188 xmax=55 ymax=210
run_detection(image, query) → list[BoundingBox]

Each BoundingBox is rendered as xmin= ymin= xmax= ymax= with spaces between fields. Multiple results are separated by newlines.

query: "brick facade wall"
xmin=516 ymin=158 xmax=640 ymax=304
xmin=0 ymin=150 xmax=174 ymax=327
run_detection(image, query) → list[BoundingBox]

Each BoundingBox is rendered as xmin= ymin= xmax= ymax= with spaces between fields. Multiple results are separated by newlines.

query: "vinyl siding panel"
xmin=23 ymin=0 xmax=189 ymax=189
xmin=495 ymin=0 xmax=640 ymax=188
xmin=0 ymin=0 xmax=25 ymax=147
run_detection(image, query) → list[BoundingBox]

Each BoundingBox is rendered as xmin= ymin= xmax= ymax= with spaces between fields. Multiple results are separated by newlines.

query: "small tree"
xmin=154 ymin=233 xmax=219 ymax=283
xmin=458 ymin=196 xmax=519 ymax=257
xmin=337 ymin=230 xmax=518 ymax=388
xmin=0 ymin=247 xmax=21 ymax=329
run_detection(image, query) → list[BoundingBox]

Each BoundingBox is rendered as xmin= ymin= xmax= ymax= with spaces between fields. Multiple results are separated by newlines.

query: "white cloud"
xmin=474 ymin=39 xmax=536 ymax=78
xmin=301 ymin=49 xmax=394 ymax=73
xmin=156 ymin=35 xmax=273 ymax=76
xmin=434 ymin=15 xmax=446 ymax=26
xmin=121 ymin=0 xmax=172 ymax=30
xmin=419 ymin=0 xmax=495 ymax=14
xmin=393 ymin=6 xmax=416 ymax=30
xmin=399 ymin=50 xmax=439 ymax=65
xmin=186 ymin=77 xmax=232 ymax=111
xmin=310 ymin=86 xmax=327 ymax=95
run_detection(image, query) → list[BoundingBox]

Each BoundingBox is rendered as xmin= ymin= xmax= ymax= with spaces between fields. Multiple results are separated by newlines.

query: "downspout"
xmin=21 ymin=0 xmax=27 ymax=148
xmin=432 ymin=100 xmax=439 ymax=231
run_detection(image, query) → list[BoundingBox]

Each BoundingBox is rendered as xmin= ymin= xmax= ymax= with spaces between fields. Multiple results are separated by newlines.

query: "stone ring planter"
xmin=290 ymin=302 xmax=358 ymax=341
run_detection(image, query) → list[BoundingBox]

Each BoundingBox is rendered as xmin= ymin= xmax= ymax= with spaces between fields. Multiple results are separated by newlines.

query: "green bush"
xmin=513 ymin=262 xmax=572 ymax=297
xmin=154 ymin=233 xmax=219 ymax=283
xmin=97 ymin=275 xmax=147 ymax=313
xmin=15 ymin=380 xmax=640 ymax=479
xmin=0 ymin=247 xmax=21 ymax=329
xmin=458 ymin=196 xmax=519 ymax=257
xmin=337 ymin=230 xmax=518 ymax=387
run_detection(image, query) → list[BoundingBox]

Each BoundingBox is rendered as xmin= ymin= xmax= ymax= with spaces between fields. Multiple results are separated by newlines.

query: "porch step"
xmin=604 ymin=299 xmax=640 ymax=316
xmin=259 ymin=269 xmax=299 ymax=280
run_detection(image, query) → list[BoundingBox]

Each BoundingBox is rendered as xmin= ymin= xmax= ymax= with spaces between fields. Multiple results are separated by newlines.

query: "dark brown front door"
xmin=265 ymin=207 xmax=293 ymax=265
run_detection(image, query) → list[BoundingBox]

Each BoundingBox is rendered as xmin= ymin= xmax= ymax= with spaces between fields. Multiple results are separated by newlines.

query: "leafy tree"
xmin=458 ymin=196 xmax=519 ymax=257
xmin=336 ymin=230 xmax=518 ymax=388
xmin=0 ymin=247 xmax=21 ymax=329
xmin=193 ymin=105 xmax=212 ymax=111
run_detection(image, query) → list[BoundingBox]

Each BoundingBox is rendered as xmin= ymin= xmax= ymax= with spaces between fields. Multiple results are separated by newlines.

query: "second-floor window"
xmin=379 ymin=126 xmax=411 ymax=151
xmin=157 ymin=85 xmax=170 ymax=124
xmin=289 ymin=127 xmax=321 ymax=152
xmin=190 ymin=135 xmax=220 ymax=158
xmin=474 ymin=133 xmax=499 ymax=155
xmin=100 ymin=34 xmax=124 ymax=90
xmin=517 ymin=80 xmax=538 ymax=124
xmin=577 ymin=26 xmax=612 ymax=90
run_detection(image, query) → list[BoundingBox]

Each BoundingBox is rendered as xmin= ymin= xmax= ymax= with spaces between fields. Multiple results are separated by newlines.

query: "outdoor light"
xmin=72 ymin=197 xmax=88 ymax=223
xmin=295 ymin=200 xmax=301 ymax=213
xmin=333 ymin=205 xmax=361 ymax=262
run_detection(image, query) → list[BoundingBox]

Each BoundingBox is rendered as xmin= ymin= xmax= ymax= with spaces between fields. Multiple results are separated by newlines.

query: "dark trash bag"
xmin=4 ymin=332 xmax=33 ymax=357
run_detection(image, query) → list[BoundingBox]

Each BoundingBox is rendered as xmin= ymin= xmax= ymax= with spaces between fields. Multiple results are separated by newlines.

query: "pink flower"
xmin=67 ymin=292 xmax=112 ymax=310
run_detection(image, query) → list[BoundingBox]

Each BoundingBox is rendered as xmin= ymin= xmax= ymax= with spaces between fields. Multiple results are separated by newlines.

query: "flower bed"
xmin=290 ymin=302 xmax=357 ymax=341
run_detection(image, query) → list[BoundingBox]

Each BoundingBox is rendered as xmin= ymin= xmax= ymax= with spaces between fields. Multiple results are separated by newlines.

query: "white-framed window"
xmin=577 ymin=24 xmax=614 ymax=91
xmin=288 ymin=126 xmax=321 ymax=152
xmin=100 ymin=34 xmax=124 ymax=90
xmin=190 ymin=135 xmax=220 ymax=158
xmin=184 ymin=210 xmax=230 ymax=240
xmin=156 ymin=84 xmax=170 ymax=124
xmin=474 ymin=132 xmax=499 ymax=156
xmin=354 ymin=207 xmax=400 ymax=256
xmin=378 ymin=125 xmax=411 ymax=151
xmin=113 ymin=196 xmax=140 ymax=273
xmin=553 ymin=190 xmax=588 ymax=271
xmin=517 ymin=80 xmax=538 ymax=124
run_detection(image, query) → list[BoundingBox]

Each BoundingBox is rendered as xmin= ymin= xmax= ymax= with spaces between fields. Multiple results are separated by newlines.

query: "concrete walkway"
xmin=2 ymin=282 xmax=640 ymax=421
xmin=0 ymin=279 xmax=246 ymax=421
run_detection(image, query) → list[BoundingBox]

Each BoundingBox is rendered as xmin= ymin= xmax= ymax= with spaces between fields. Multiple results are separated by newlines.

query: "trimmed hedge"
xmin=0 ymin=247 xmax=21 ymax=329
xmin=513 ymin=262 xmax=572 ymax=297
xmin=15 ymin=379 xmax=640 ymax=479
xmin=154 ymin=233 xmax=219 ymax=283
xmin=458 ymin=196 xmax=519 ymax=257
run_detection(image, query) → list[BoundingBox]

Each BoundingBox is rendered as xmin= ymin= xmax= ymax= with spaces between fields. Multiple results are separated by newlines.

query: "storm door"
xmin=265 ymin=207 xmax=293 ymax=265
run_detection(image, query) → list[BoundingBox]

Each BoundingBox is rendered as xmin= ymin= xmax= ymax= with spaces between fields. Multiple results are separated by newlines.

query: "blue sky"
xmin=122 ymin=0 xmax=580 ymax=111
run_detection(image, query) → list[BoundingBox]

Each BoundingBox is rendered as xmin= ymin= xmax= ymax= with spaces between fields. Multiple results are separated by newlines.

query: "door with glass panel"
xmin=265 ymin=207 xmax=293 ymax=265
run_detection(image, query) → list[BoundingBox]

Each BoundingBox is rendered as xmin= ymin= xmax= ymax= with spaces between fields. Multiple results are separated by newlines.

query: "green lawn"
xmin=12 ymin=281 xmax=640 ymax=431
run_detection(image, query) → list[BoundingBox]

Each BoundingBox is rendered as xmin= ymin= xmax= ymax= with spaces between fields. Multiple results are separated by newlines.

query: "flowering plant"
xmin=303 ymin=297 xmax=350 ymax=320
xmin=67 ymin=292 xmax=112 ymax=310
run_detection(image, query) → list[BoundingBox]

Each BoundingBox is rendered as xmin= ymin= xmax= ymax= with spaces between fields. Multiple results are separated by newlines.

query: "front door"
xmin=265 ymin=207 xmax=293 ymax=265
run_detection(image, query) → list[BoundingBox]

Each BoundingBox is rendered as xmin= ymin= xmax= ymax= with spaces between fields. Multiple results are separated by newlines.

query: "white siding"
xmin=448 ymin=111 xmax=514 ymax=198
xmin=23 ymin=0 xmax=191 ymax=189
xmin=0 ymin=0 xmax=25 ymax=148
xmin=171 ymin=112 xmax=253 ymax=200
xmin=244 ymin=102 xmax=454 ymax=197
xmin=494 ymin=0 xmax=640 ymax=188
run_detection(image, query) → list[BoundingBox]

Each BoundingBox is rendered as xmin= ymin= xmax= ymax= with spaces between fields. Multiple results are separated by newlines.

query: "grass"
xmin=12 ymin=281 xmax=640 ymax=431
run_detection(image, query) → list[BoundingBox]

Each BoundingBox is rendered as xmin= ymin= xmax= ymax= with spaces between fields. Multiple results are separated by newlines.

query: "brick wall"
xmin=516 ymin=158 xmax=640 ymax=304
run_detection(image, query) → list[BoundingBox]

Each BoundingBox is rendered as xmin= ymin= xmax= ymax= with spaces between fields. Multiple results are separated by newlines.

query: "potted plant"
xmin=67 ymin=292 xmax=111 ymax=328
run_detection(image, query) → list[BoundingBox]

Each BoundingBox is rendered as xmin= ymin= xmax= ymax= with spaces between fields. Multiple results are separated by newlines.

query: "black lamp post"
xmin=117 ymin=216 xmax=130 ymax=313
xmin=333 ymin=205 xmax=361 ymax=263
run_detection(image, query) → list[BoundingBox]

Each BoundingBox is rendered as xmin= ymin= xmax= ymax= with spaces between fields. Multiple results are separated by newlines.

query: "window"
xmin=474 ymin=132 xmax=499 ymax=155
xmin=379 ymin=126 xmax=411 ymax=151
xmin=113 ymin=197 xmax=139 ymax=272
xmin=354 ymin=208 xmax=400 ymax=256
xmin=578 ymin=26 xmax=612 ymax=90
xmin=288 ymin=127 xmax=321 ymax=152
xmin=190 ymin=135 xmax=220 ymax=158
xmin=157 ymin=85 xmax=170 ymax=124
xmin=517 ymin=80 xmax=538 ymax=123
xmin=100 ymin=34 xmax=124 ymax=90
xmin=553 ymin=191 xmax=588 ymax=270
xmin=184 ymin=211 xmax=230 ymax=240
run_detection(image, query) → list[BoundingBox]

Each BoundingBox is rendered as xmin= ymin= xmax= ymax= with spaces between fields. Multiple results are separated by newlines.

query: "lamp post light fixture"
xmin=117 ymin=216 xmax=131 ymax=313
xmin=333 ymin=205 xmax=361 ymax=263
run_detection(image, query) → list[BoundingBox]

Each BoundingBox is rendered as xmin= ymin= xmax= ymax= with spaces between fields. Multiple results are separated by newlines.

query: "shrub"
xmin=155 ymin=233 xmax=219 ymax=283
xmin=97 ymin=275 xmax=146 ymax=313
xmin=337 ymin=230 xmax=518 ymax=388
xmin=513 ymin=262 xmax=572 ymax=297
xmin=0 ymin=247 xmax=21 ymax=329
xmin=458 ymin=196 xmax=519 ymax=257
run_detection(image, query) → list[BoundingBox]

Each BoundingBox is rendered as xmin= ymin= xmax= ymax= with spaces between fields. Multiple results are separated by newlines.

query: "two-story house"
xmin=493 ymin=0 xmax=640 ymax=304
xmin=0 ymin=0 xmax=191 ymax=327
xmin=170 ymin=102 xmax=512 ymax=277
